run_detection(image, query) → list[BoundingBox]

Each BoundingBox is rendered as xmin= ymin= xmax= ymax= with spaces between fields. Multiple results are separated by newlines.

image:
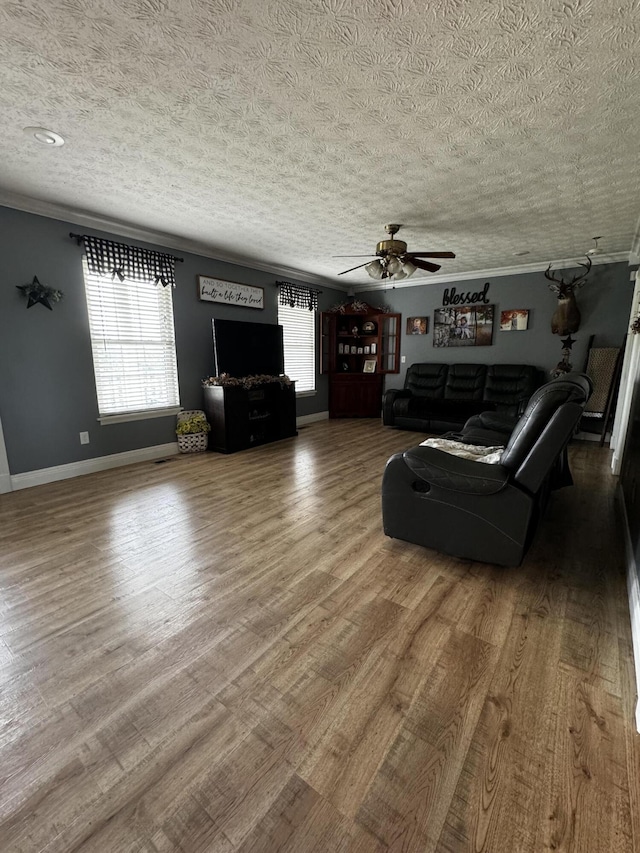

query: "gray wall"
xmin=0 ymin=206 xmax=343 ymax=475
xmin=1 ymin=203 xmax=633 ymax=476
xmin=361 ymin=263 xmax=633 ymax=391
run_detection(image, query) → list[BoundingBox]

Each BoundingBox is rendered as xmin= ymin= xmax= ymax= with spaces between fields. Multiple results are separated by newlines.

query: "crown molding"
xmin=0 ymin=190 xmax=343 ymax=292
xmin=350 ymin=252 xmax=633 ymax=292
xmin=2 ymin=190 xmax=633 ymax=295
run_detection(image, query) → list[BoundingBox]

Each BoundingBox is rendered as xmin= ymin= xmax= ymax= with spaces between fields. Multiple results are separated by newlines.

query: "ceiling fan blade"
xmin=407 ymin=251 xmax=456 ymax=259
xmin=338 ymin=261 xmax=374 ymax=275
xmin=411 ymin=258 xmax=441 ymax=273
xmin=332 ymin=254 xmax=377 ymax=258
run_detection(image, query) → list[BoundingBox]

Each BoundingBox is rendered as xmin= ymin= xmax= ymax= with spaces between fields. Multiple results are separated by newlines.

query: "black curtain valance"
xmin=277 ymin=281 xmax=320 ymax=311
xmin=71 ymin=233 xmax=183 ymax=287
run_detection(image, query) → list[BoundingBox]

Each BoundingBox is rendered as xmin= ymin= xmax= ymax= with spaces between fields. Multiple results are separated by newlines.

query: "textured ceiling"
xmin=1 ymin=0 xmax=639 ymax=287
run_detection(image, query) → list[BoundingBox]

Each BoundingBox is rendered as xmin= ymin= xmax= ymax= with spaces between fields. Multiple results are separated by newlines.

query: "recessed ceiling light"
xmin=514 ymin=250 xmax=530 ymax=256
xmin=23 ymin=126 xmax=65 ymax=147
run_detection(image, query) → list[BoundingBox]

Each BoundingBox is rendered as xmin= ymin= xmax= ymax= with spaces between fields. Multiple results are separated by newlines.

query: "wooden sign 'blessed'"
xmin=442 ymin=282 xmax=491 ymax=306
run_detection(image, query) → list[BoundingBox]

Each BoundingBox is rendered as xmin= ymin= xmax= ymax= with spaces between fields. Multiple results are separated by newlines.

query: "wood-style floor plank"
xmin=0 ymin=420 xmax=637 ymax=852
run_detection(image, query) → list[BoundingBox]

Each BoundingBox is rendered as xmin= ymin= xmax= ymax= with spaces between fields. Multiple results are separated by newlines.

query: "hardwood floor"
xmin=0 ymin=420 xmax=638 ymax=852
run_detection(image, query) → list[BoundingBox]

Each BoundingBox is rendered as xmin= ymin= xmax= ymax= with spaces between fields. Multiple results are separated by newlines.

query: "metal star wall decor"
xmin=16 ymin=276 xmax=64 ymax=310
xmin=560 ymin=335 xmax=577 ymax=350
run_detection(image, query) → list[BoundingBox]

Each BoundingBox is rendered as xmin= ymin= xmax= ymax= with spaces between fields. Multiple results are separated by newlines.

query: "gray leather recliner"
xmin=381 ymin=373 xmax=592 ymax=567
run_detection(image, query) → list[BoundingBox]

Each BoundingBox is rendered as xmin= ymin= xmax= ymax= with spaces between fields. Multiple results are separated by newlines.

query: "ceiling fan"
xmin=336 ymin=224 xmax=455 ymax=281
xmin=586 ymin=236 xmax=604 ymax=256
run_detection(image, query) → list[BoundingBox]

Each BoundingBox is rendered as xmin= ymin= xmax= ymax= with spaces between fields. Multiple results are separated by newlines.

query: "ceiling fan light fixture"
xmin=386 ymin=256 xmax=402 ymax=275
xmin=336 ymin=224 xmax=455 ymax=279
xmin=365 ymin=259 xmax=384 ymax=280
xmin=587 ymin=236 xmax=604 ymax=256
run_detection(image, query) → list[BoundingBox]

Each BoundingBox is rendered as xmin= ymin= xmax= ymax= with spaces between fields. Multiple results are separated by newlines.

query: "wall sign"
xmin=198 ymin=276 xmax=264 ymax=309
xmin=442 ymin=281 xmax=490 ymax=306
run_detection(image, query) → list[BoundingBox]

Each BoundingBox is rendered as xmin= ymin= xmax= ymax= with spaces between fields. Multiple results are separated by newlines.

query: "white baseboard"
xmin=297 ymin=411 xmax=329 ymax=427
xmin=0 ymin=473 xmax=12 ymax=494
xmin=6 ymin=415 xmax=331 ymax=490
xmin=10 ymin=442 xmax=179 ymax=491
xmin=617 ymin=485 xmax=640 ymax=731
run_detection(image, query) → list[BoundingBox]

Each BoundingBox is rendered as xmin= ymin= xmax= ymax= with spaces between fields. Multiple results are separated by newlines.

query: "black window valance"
xmin=71 ymin=233 xmax=183 ymax=287
xmin=278 ymin=281 xmax=320 ymax=311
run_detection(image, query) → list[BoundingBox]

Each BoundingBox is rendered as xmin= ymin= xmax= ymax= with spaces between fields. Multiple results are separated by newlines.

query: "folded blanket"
xmin=419 ymin=437 xmax=504 ymax=464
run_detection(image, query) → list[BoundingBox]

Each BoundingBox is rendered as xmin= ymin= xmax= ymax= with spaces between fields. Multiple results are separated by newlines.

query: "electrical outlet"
xmin=401 ymin=355 xmax=406 ymax=363
xmin=79 ymin=431 xmax=90 ymax=445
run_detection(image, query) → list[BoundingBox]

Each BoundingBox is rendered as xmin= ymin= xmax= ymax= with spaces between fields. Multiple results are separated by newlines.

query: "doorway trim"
xmin=0 ymin=413 xmax=11 ymax=493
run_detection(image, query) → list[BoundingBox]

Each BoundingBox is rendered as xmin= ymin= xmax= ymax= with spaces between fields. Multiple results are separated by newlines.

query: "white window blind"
xmin=82 ymin=258 xmax=180 ymax=418
xmin=278 ymin=303 xmax=316 ymax=393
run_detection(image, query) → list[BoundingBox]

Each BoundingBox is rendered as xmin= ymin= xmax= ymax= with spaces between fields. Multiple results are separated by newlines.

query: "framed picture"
xmin=198 ymin=275 xmax=264 ymax=309
xmin=433 ymin=305 xmax=495 ymax=348
xmin=363 ymin=358 xmax=377 ymax=373
xmin=500 ymin=309 xmax=529 ymax=331
xmin=406 ymin=316 xmax=429 ymax=335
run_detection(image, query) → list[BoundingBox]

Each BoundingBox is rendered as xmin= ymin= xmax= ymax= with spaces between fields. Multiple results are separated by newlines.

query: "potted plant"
xmin=176 ymin=410 xmax=210 ymax=453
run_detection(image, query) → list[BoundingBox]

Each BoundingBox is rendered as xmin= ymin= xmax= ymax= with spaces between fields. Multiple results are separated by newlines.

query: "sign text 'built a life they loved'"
xmin=197 ymin=276 xmax=264 ymax=310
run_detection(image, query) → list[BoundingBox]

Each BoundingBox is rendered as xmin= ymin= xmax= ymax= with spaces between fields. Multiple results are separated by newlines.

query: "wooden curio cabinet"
xmin=320 ymin=302 xmax=401 ymax=417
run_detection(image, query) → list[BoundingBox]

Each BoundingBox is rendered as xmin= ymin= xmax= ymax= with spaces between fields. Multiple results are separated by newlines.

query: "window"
xmin=82 ymin=258 xmax=180 ymax=422
xmin=278 ymin=302 xmax=316 ymax=393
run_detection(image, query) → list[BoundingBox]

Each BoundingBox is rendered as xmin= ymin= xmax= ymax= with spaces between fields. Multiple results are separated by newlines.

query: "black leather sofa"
xmin=382 ymin=363 xmax=542 ymax=433
xmin=381 ymin=373 xmax=592 ymax=567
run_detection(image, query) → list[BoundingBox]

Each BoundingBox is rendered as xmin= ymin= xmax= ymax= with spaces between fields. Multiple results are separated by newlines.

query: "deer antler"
xmin=544 ymin=265 xmax=564 ymax=295
xmin=570 ymin=256 xmax=592 ymax=290
xmin=545 ymin=255 xmax=592 ymax=295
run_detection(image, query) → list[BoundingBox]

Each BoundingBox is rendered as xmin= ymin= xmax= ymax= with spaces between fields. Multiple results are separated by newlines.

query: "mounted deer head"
xmin=544 ymin=256 xmax=592 ymax=298
xmin=544 ymin=256 xmax=592 ymax=335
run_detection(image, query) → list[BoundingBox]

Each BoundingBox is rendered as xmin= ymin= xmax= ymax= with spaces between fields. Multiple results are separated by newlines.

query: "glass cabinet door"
xmin=320 ymin=313 xmax=334 ymax=374
xmin=380 ymin=313 xmax=401 ymax=373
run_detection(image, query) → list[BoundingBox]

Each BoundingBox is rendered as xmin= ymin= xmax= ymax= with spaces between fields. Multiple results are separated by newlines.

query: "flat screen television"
xmin=212 ymin=318 xmax=284 ymax=377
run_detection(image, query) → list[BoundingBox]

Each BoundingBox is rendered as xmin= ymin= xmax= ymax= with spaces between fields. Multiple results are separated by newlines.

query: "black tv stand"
xmin=203 ymin=381 xmax=297 ymax=453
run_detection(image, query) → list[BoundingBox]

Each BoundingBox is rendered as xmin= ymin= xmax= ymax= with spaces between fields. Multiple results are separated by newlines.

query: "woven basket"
xmin=177 ymin=432 xmax=208 ymax=453
xmin=177 ymin=410 xmax=209 ymax=453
